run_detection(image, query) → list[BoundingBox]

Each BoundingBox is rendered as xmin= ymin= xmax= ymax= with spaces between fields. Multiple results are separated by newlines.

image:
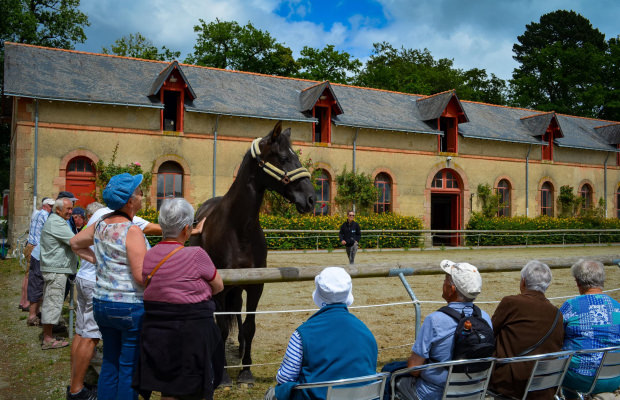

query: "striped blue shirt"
xmin=27 ymin=209 xmax=45 ymax=245
xmin=276 ymin=330 xmax=303 ymax=384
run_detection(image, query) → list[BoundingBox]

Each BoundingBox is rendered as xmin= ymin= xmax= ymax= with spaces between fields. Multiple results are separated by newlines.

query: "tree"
xmin=295 ymin=44 xmax=361 ymax=84
xmin=102 ymin=32 xmax=180 ymax=61
xmin=186 ymin=19 xmax=299 ymax=76
xmin=600 ymin=37 xmax=620 ymax=121
xmin=334 ymin=167 xmax=378 ymax=215
xmin=0 ymin=0 xmax=89 ymax=192
xmin=476 ymin=183 xmax=501 ymax=218
xmin=354 ymin=42 xmax=507 ymax=104
xmin=510 ymin=10 xmax=607 ymax=117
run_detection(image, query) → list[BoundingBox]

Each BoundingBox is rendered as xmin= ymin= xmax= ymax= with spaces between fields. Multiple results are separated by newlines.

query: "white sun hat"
xmin=312 ymin=267 xmax=354 ymax=308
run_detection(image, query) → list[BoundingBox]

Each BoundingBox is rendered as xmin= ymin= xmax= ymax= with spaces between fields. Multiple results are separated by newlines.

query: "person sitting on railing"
xmin=390 ymin=260 xmax=492 ymax=400
xmin=560 ymin=259 xmax=620 ymax=396
xmin=489 ymin=260 xmax=564 ymax=399
xmin=264 ymin=267 xmax=378 ymax=400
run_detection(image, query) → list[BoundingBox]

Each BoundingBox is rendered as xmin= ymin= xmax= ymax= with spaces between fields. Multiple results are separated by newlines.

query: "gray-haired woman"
xmin=560 ymin=259 xmax=620 ymax=395
xmin=134 ymin=198 xmax=224 ymax=400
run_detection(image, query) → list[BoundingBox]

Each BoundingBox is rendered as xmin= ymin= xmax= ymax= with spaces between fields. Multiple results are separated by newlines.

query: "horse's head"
xmin=253 ymin=121 xmax=315 ymax=213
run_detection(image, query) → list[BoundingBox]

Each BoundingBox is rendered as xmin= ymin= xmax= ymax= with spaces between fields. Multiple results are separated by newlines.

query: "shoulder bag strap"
xmin=517 ymin=308 xmax=562 ymax=356
xmin=144 ymin=245 xmax=184 ymax=288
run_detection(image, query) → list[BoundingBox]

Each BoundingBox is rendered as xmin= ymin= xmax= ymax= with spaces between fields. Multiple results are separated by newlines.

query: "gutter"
xmin=525 ymin=144 xmax=532 ymax=217
xmin=212 ymin=115 xmax=220 ymax=198
xmin=3 ymin=93 xmax=163 ymax=109
xmin=186 ymin=108 xmax=314 ymax=124
xmin=604 ymin=152 xmax=610 ymax=218
xmin=33 ymin=99 xmax=39 ymax=213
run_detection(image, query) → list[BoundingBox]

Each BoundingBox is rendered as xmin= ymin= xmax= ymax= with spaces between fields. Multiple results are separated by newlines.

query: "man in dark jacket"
xmin=339 ymin=211 xmax=361 ymax=264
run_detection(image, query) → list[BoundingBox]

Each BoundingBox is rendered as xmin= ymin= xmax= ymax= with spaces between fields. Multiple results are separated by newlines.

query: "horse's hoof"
xmin=220 ymin=371 xmax=233 ymax=388
xmin=237 ymin=369 xmax=255 ymax=386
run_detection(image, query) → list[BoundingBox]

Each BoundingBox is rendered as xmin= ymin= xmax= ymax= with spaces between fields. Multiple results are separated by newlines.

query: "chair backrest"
xmin=493 ymin=350 xmax=574 ymax=400
xmin=574 ymin=345 xmax=620 ymax=396
xmin=294 ymin=372 xmax=390 ymax=400
xmin=390 ymin=357 xmax=496 ymax=400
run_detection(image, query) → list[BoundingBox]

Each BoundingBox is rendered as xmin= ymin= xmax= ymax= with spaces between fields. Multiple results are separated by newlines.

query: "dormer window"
xmin=148 ymin=61 xmax=196 ymax=134
xmin=542 ymin=119 xmax=560 ymax=161
xmin=299 ymin=82 xmax=343 ymax=145
xmin=163 ymin=90 xmax=181 ymax=132
xmin=313 ymin=105 xmax=330 ymax=143
xmin=439 ymin=117 xmax=457 ymax=153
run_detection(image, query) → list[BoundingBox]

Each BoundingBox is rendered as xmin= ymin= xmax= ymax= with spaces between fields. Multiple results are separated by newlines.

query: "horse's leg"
xmin=215 ymin=294 xmax=233 ymax=388
xmin=237 ymin=283 xmax=264 ymax=385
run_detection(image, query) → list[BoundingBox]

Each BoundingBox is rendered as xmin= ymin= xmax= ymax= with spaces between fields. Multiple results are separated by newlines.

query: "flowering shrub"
xmin=465 ymin=214 xmax=620 ymax=246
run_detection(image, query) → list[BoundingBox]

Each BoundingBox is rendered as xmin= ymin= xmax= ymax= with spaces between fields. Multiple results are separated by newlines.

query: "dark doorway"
xmin=431 ymin=193 xmax=459 ymax=246
xmin=163 ymin=91 xmax=180 ymax=131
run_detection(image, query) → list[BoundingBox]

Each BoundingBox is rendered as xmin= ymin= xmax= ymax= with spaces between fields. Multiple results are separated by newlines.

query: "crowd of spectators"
xmin=15 ymin=172 xmax=620 ymax=400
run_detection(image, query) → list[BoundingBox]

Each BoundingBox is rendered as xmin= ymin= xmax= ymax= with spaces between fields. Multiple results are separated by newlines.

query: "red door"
xmin=66 ymin=157 xmax=96 ymax=207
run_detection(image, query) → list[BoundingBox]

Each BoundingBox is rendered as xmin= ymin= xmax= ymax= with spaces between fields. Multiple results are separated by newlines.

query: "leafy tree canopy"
xmin=354 ymin=42 xmax=507 ymax=104
xmin=510 ymin=10 xmax=608 ymax=117
xmin=185 ymin=18 xmax=299 ymax=76
xmin=600 ymin=37 xmax=620 ymax=121
xmin=295 ymin=44 xmax=361 ymax=84
xmin=102 ymin=32 xmax=180 ymax=61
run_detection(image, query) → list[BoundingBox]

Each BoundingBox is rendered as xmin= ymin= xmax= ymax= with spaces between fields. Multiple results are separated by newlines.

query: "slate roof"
xmin=520 ymin=112 xmax=560 ymax=137
xmin=3 ymin=42 xmax=618 ymax=152
xmin=594 ymin=124 xmax=620 ymax=145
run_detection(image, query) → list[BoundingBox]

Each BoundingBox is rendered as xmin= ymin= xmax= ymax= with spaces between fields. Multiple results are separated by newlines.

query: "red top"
xmin=142 ymin=242 xmax=217 ymax=304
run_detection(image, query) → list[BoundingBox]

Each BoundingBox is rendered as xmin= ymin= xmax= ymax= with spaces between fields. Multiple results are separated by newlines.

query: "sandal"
xmin=41 ymin=338 xmax=69 ymax=350
xmin=27 ymin=316 xmax=41 ymax=326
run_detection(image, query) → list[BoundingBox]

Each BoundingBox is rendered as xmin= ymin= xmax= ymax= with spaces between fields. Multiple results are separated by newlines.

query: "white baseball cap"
xmin=440 ymin=260 xmax=482 ymax=299
xmin=42 ymin=198 xmax=55 ymax=206
xmin=312 ymin=267 xmax=354 ymax=308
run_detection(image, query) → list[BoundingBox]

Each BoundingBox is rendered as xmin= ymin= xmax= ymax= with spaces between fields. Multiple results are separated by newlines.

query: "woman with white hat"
xmin=266 ymin=267 xmax=378 ymax=400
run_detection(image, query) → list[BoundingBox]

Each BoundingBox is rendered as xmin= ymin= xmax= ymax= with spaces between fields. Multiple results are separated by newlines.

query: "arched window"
xmin=374 ymin=173 xmax=392 ymax=214
xmin=157 ymin=161 xmax=183 ymax=209
xmin=541 ymin=182 xmax=554 ymax=216
xmin=432 ymin=170 xmax=459 ymax=189
xmin=497 ymin=179 xmax=511 ymax=217
xmin=66 ymin=156 xmax=95 ymax=207
xmin=580 ymin=184 xmax=593 ymax=211
xmin=314 ymin=170 xmax=330 ymax=216
xmin=617 ymin=186 xmax=620 ymax=219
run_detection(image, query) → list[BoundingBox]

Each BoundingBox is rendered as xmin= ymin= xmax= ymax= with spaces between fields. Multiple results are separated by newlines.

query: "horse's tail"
xmin=214 ymin=287 xmax=243 ymax=334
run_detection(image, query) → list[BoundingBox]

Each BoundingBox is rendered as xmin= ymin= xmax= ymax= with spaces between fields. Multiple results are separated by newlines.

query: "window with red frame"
xmin=313 ymin=106 xmax=330 ymax=143
xmin=432 ymin=170 xmax=459 ymax=189
xmin=439 ymin=117 xmax=457 ymax=153
xmin=374 ymin=173 xmax=392 ymax=213
xmin=617 ymin=187 xmax=620 ymax=219
xmin=156 ymin=161 xmax=183 ymax=209
xmin=580 ymin=184 xmax=593 ymax=211
xmin=541 ymin=182 xmax=553 ymax=216
xmin=497 ymin=179 xmax=511 ymax=217
xmin=314 ymin=170 xmax=330 ymax=215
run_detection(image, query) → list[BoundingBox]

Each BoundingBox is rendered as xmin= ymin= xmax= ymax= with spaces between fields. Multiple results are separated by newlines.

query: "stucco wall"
xmin=7 ymin=98 xmax=620 ymax=245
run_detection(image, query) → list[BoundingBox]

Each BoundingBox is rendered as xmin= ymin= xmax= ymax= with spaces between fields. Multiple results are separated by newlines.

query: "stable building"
xmin=3 ymin=42 xmax=620 ymax=246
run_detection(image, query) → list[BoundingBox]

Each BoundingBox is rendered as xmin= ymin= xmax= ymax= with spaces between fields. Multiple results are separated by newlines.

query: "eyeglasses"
xmin=348 ymin=214 xmax=355 ymax=217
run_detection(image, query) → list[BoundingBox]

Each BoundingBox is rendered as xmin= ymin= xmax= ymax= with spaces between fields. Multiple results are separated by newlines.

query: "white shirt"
xmin=76 ymin=207 xmax=150 ymax=282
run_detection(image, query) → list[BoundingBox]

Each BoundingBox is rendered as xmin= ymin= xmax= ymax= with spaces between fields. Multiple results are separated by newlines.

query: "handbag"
xmin=144 ymin=245 xmax=184 ymax=288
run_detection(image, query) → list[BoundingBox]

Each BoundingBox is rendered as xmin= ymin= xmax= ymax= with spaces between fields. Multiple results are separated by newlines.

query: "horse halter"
xmin=250 ymin=138 xmax=311 ymax=184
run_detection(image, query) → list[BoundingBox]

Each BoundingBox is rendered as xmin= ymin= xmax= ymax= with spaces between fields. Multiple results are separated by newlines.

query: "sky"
xmin=75 ymin=0 xmax=620 ymax=81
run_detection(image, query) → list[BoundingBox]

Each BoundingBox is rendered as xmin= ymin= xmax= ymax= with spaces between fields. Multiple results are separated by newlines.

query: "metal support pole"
xmin=389 ymin=268 xmax=420 ymax=340
xmin=212 ymin=115 xmax=220 ymax=198
xmin=525 ymin=145 xmax=532 ymax=217
xmin=33 ymin=99 xmax=39 ymax=213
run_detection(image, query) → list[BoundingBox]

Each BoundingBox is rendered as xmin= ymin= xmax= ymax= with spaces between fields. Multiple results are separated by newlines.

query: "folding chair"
xmin=293 ymin=372 xmax=390 ymax=400
xmin=390 ymin=357 xmax=496 ymax=400
xmin=486 ymin=350 xmax=574 ymax=400
xmin=561 ymin=346 xmax=620 ymax=400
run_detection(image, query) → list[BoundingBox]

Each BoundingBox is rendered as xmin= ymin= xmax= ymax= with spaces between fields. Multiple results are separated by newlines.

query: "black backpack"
xmin=439 ymin=305 xmax=495 ymax=373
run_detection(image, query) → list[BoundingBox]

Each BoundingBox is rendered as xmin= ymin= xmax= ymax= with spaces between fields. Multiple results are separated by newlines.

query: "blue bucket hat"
xmin=72 ymin=207 xmax=85 ymax=217
xmin=103 ymin=173 xmax=143 ymax=210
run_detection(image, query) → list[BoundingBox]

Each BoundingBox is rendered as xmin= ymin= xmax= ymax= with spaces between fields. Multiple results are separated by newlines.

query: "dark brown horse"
xmin=190 ymin=121 xmax=315 ymax=385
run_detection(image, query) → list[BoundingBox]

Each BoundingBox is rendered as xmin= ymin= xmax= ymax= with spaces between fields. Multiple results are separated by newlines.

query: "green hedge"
xmin=138 ymin=209 xmax=424 ymax=250
xmin=465 ymin=214 xmax=620 ymax=246
xmin=261 ymin=214 xmax=424 ymax=250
